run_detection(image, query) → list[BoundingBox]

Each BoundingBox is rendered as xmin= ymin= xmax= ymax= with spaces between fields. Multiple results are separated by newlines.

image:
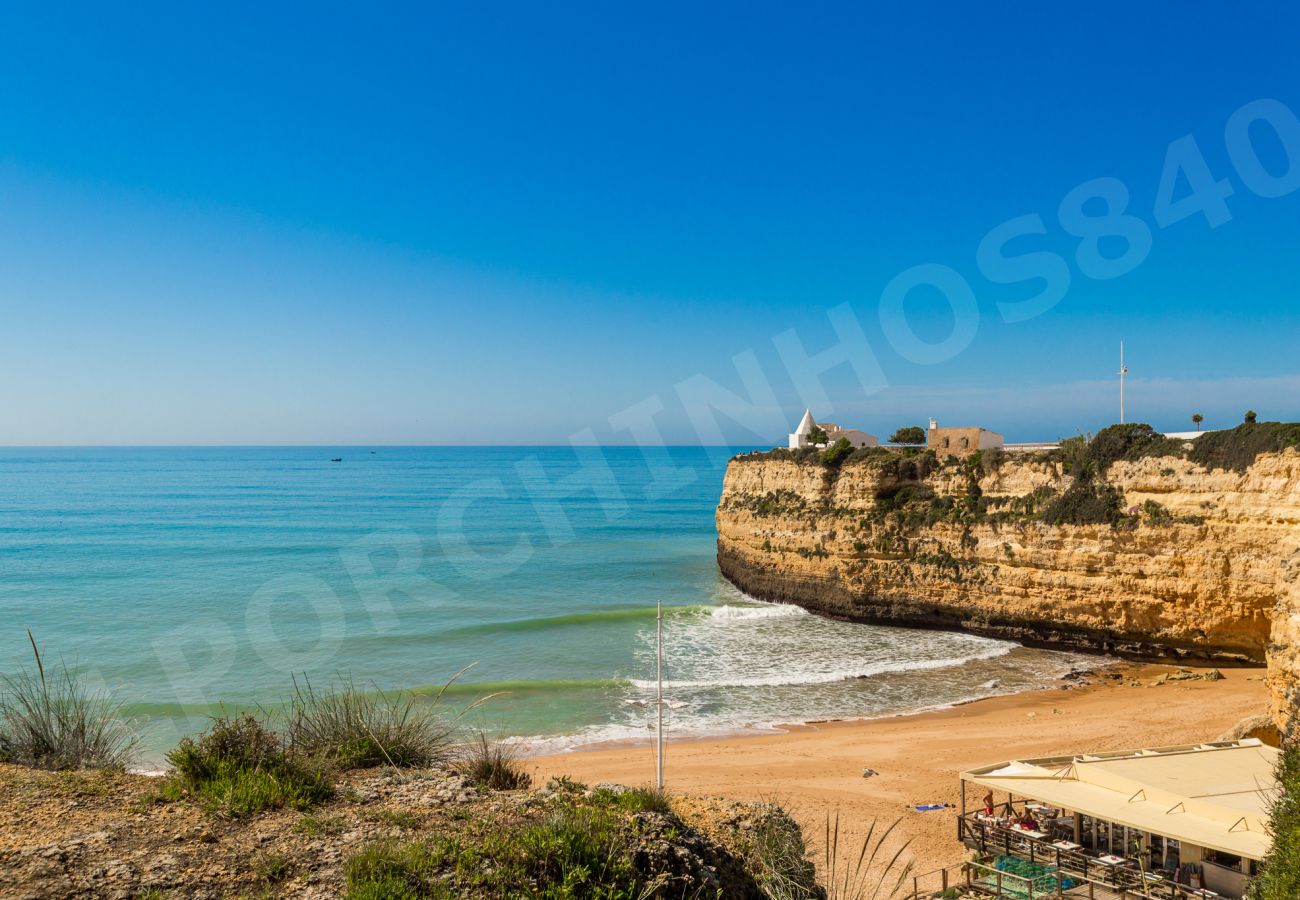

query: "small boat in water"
xmin=331 ymin=457 xmax=342 ymax=462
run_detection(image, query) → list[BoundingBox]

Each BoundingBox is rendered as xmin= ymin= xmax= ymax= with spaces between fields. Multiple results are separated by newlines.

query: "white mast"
xmin=1118 ymin=341 xmax=1129 ymax=424
xmin=625 ymin=596 xmax=679 ymax=790
xmin=656 ymin=596 xmax=664 ymax=790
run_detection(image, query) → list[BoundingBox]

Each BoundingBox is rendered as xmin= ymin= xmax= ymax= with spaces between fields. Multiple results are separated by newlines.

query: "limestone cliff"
xmin=716 ymin=438 xmax=1300 ymax=732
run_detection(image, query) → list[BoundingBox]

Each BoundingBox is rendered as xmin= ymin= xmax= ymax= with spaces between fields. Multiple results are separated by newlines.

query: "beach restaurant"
xmin=955 ymin=740 xmax=1278 ymax=899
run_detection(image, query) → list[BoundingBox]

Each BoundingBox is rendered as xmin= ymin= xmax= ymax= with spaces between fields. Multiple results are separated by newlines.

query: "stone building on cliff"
xmin=926 ymin=417 xmax=1004 ymax=459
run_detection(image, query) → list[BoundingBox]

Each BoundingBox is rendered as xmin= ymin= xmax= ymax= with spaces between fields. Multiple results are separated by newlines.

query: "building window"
xmin=961 ymin=437 xmax=970 ymax=449
xmin=1206 ymin=850 xmax=1244 ymax=872
xmin=943 ymin=437 xmax=950 ymax=448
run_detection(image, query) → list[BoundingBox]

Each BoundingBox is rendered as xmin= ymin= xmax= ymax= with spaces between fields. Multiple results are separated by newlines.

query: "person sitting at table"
xmin=1019 ymin=812 xmax=1040 ymax=831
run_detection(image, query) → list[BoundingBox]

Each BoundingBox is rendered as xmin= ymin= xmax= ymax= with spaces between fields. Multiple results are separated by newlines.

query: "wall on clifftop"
xmin=716 ymin=444 xmax=1300 ymax=730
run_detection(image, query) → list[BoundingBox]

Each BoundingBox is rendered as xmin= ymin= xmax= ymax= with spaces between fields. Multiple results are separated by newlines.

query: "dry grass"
xmin=453 ymin=731 xmax=532 ymax=791
xmin=285 ymin=676 xmax=458 ymax=770
xmin=822 ymin=812 xmax=914 ymax=900
xmin=0 ymin=631 xmax=137 ymax=771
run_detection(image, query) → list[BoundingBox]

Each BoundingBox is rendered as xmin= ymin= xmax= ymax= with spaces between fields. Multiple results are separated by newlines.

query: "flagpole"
xmin=1119 ymin=341 xmax=1128 ymax=424
xmin=656 ymin=596 xmax=664 ymax=790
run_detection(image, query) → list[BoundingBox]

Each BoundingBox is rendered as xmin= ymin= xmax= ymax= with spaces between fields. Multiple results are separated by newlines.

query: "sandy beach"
xmin=531 ymin=664 xmax=1271 ymax=875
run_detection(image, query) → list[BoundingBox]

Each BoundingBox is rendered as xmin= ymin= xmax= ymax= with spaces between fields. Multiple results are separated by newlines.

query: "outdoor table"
xmin=1095 ymin=854 xmax=1129 ymax=866
xmin=1015 ymin=828 xmax=1047 ymax=840
xmin=1051 ymin=840 xmax=1081 ymax=851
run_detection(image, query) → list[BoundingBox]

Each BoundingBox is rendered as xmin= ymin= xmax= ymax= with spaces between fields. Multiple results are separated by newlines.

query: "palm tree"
xmin=1192 ymin=413 xmax=1204 ymax=432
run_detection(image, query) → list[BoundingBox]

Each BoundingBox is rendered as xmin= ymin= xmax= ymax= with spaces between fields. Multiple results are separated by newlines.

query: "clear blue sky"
xmin=2 ymin=3 xmax=1297 ymax=445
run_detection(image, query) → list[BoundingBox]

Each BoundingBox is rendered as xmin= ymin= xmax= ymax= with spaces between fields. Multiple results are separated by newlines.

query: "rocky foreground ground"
xmin=0 ymin=763 xmax=819 ymax=899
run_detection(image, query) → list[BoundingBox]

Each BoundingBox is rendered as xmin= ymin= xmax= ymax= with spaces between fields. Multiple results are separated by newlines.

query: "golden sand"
xmin=531 ymin=664 xmax=1269 ymax=875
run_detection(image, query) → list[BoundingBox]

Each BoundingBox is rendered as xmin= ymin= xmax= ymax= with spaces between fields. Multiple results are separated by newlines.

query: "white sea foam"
xmin=630 ymin=643 xmax=1016 ymax=689
xmin=708 ymin=602 xmax=809 ymax=620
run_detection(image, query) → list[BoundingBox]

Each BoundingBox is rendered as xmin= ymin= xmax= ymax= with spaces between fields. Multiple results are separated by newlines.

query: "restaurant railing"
xmin=900 ymin=862 xmax=968 ymax=898
xmin=957 ymin=815 xmax=1224 ymax=899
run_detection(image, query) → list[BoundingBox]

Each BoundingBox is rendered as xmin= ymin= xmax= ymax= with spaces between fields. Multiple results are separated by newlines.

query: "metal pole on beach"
xmin=656 ymin=596 xmax=664 ymax=790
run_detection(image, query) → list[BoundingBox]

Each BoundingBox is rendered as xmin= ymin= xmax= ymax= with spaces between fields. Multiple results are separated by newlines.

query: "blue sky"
xmin=1 ymin=2 xmax=1297 ymax=445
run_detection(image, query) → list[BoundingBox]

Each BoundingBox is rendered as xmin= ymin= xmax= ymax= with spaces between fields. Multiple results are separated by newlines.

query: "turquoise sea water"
xmin=0 ymin=446 xmax=1090 ymax=766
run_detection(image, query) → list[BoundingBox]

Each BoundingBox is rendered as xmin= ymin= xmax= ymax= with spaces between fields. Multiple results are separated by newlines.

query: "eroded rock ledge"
xmin=715 ymin=441 xmax=1300 ymax=733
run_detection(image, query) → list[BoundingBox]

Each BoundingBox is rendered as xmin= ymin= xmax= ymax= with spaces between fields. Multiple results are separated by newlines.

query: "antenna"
xmin=1118 ymin=341 xmax=1129 ymax=424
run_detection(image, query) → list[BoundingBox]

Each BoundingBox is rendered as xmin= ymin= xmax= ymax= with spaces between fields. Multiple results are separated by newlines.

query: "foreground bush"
xmin=345 ymin=800 xmax=646 ymax=899
xmin=165 ymin=713 xmax=332 ymax=817
xmin=287 ymin=677 xmax=456 ymax=769
xmin=342 ymin=786 xmax=793 ymax=900
xmin=454 ymin=732 xmax=533 ymax=791
xmin=0 ymin=632 xmax=136 ymax=771
xmin=1249 ymin=743 xmax=1300 ymax=899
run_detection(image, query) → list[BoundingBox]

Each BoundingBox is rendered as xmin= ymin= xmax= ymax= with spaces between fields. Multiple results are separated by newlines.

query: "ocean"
xmin=0 ymin=446 xmax=1090 ymax=766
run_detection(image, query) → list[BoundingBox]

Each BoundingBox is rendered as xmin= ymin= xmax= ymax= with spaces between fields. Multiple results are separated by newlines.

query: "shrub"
xmin=1084 ymin=423 xmax=1185 ymax=474
xmin=0 ymin=631 xmax=137 ymax=771
xmin=889 ymin=426 xmax=926 ymax=445
xmin=454 ymin=732 xmax=532 ymax=791
xmin=1249 ymin=743 xmax=1300 ymax=899
xmin=1056 ymin=435 xmax=1090 ymax=476
xmin=166 ymin=713 xmax=333 ymax=817
xmin=979 ymin=446 xmax=1004 ymax=476
xmin=1041 ymin=480 xmax=1126 ymax=527
xmin=1141 ymin=499 xmax=1173 ymax=526
xmin=286 ymin=677 xmax=455 ymax=770
xmin=589 ymin=783 xmax=672 ymax=814
xmin=821 ymin=438 xmax=853 ymax=467
xmin=1189 ymin=422 xmax=1300 ymax=474
xmin=742 ymin=808 xmax=820 ymax=900
xmin=253 ymin=851 xmax=296 ymax=884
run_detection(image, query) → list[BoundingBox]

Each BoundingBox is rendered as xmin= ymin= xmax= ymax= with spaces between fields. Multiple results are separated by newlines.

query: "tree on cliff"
xmin=1248 ymin=743 xmax=1300 ymax=899
xmin=821 ymin=437 xmax=853 ymax=466
xmin=889 ymin=426 xmax=926 ymax=445
xmin=1192 ymin=413 xmax=1204 ymax=431
xmin=1246 ymin=410 xmax=1259 ymax=424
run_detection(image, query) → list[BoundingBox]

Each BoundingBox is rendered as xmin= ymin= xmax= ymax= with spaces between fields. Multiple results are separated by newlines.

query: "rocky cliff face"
xmin=1271 ymin=549 xmax=1300 ymax=739
xmin=716 ymin=446 xmax=1300 ymax=730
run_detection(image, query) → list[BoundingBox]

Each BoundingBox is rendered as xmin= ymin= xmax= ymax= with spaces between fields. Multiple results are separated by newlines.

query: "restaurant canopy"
xmin=960 ymin=740 xmax=1280 ymax=860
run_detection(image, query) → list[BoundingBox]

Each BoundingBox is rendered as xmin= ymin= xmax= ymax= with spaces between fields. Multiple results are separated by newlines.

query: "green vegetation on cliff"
xmin=1191 ymin=422 xmax=1300 ymax=473
xmin=163 ymin=713 xmax=335 ymax=817
xmin=736 ymin=422 xmax=1300 ymax=531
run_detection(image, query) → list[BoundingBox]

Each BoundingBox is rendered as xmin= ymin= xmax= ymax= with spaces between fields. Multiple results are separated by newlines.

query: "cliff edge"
xmin=715 ymin=424 xmax=1300 ymax=736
